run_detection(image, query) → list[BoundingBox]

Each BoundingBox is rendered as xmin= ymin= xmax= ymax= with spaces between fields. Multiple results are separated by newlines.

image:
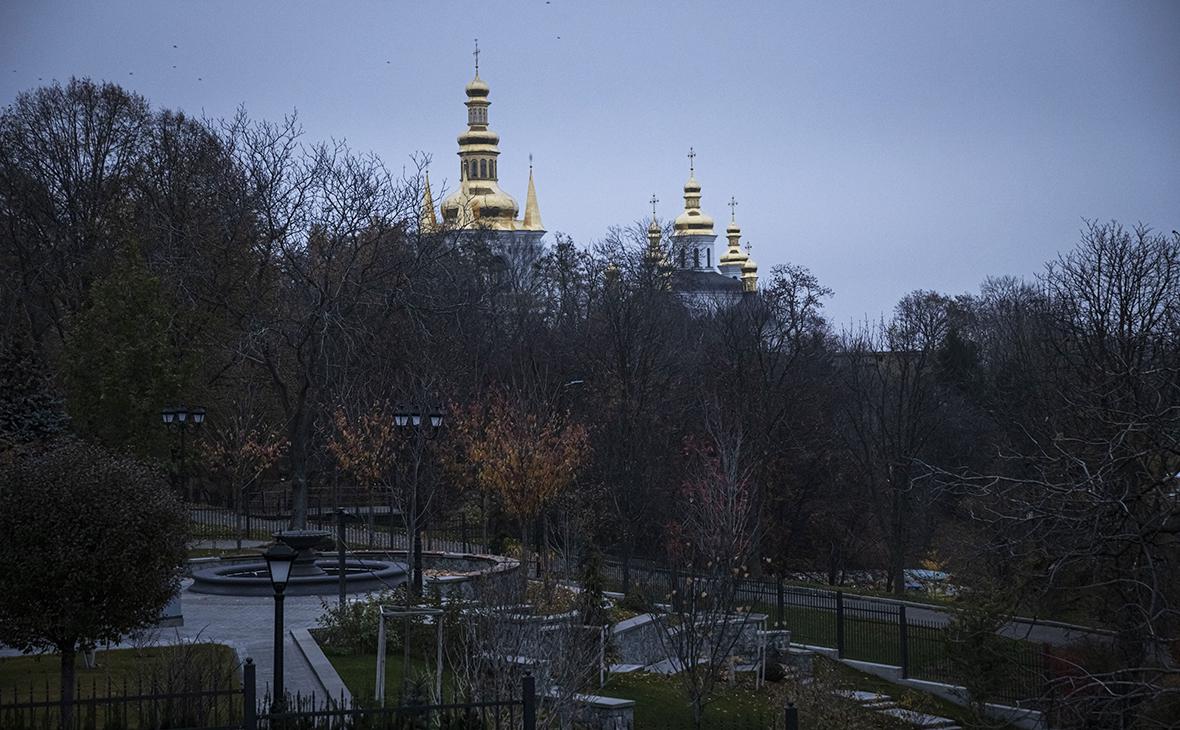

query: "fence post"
xmin=898 ymin=604 xmax=909 ymax=679
xmin=776 ymin=577 xmax=785 ymax=629
xmin=243 ymin=658 xmax=257 ymax=730
xmin=784 ymin=700 xmax=799 ymax=730
xmin=522 ymin=672 xmax=536 ymax=730
xmin=461 ymin=514 xmax=469 ymax=553
xmin=835 ymin=591 xmax=845 ymax=658
xmin=336 ymin=508 xmax=347 ymax=609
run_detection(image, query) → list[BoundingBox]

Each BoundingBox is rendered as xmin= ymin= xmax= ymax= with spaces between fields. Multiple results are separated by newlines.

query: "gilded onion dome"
xmin=440 ymin=65 xmax=521 ymax=230
xmin=719 ymin=218 xmax=748 ymax=268
xmin=740 ymin=244 xmax=759 ymax=293
xmin=673 ymin=173 xmax=715 ymax=236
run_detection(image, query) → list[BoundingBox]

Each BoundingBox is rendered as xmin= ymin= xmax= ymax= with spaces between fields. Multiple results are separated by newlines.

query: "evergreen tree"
xmin=0 ymin=338 xmax=68 ymax=453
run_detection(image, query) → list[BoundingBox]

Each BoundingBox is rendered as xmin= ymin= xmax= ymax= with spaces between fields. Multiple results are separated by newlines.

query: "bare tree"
xmin=946 ymin=223 xmax=1180 ymax=726
xmin=837 ymin=292 xmax=956 ymax=593
xmin=645 ymin=418 xmax=760 ymax=730
xmin=447 ymin=580 xmax=602 ymax=730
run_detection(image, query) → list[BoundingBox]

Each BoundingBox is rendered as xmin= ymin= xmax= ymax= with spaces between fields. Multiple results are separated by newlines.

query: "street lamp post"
xmin=392 ymin=403 xmax=445 ymax=596
xmin=161 ymin=405 xmax=206 ymax=500
xmin=263 ymin=543 xmax=297 ymax=713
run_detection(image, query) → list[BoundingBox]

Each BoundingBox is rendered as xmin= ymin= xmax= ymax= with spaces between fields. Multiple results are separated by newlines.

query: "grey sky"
xmin=3 ymin=0 xmax=1177 ymax=326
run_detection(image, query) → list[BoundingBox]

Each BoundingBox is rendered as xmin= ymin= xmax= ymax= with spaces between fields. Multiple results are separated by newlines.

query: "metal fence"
xmin=244 ymin=660 xmax=534 ymax=730
xmin=188 ymin=503 xmax=489 ymax=556
xmin=0 ymin=659 xmax=536 ymax=730
xmin=598 ymin=557 xmax=1048 ymax=707
xmin=0 ymin=669 xmax=242 ymax=730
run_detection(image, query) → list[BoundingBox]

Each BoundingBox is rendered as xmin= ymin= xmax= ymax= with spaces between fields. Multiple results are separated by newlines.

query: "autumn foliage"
xmin=450 ymin=390 xmax=589 ymax=525
xmin=327 ymin=403 xmax=400 ymax=488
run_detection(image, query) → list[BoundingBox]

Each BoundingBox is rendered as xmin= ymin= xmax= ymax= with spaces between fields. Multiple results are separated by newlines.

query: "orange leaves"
xmin=327 ymin=403 xmax=399 ymax=488
xmin=201 ymin=425 xmax=286 ymax=485
xmin=450 ymin=390 xmax=589 ymax=521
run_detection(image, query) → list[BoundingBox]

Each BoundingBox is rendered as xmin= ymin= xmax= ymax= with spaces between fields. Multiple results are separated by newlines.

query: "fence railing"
xmin=0 ymin=669 xmax=243 ymax=730
xmin=0 ymin=658 xmax=536 ymax=730
xmin=188 ymin=504 xmax=489 ymax=556
xmin=597 ymin=557 xmax=1049 ymax=707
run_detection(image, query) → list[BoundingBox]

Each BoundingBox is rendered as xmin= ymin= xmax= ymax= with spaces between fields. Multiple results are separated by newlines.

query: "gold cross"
xmin=687 ymin=147 xmax=696 ymax=174
xmin=649 ymin=194 xmax=659 ymax=217
xmin=728 ymin=196 xmax=738 ymax=222
xmin=473 ymin=39 xmax=480 ymax=75
xmin=745 ymin=241 xmax=752 ymax=255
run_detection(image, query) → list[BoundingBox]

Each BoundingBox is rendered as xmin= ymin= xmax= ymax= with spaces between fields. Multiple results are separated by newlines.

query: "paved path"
xmin=0 ymin=579 xmax=347 ymax=701
xmin=171 ymin=578 xmax=335 ymax=698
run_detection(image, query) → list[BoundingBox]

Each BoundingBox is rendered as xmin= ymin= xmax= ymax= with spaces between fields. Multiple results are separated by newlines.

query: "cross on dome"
xmin=728 ymin=196 xmax=738 ymax=222
xmin=650 ymin=194 xmax=659 ymax=217
xmin=473 ymin=39 xmax=480 ymax=76
xmin=687 ymin=147 xmax=696 ymax=175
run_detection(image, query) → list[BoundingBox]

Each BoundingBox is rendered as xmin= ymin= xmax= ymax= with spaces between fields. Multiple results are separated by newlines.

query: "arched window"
xmin=470 ymin=160 xmax=478 ymax=179
xmin=694 ymin=249 xmax=700 ymax=269
xmin=490 ymin=160 xmax=496 ymax=178
xmin=480 ymin=159 xmax=487 ymax=178
xmin=679 ymin=250 xmax=686 ymax=268
xmin=706 ymin=249 xmax=711 ymax=268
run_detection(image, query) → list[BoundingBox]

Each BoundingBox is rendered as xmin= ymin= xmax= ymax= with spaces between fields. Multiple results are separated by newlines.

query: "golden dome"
xmin=439 ymin=56 xmax=538 ymax=233
xmin=741 ymin=253 xmax=758 ymax=293
xmin=465 ymin=75 xmax=490 ymax=97
xmin=720 ymin=246 xmax=747 ymax=267
xmin=720 ymin=210 xmax=747 ymax=267
xmin=673 ymin=174 xmax=715 ymax=235
xmin=673 ymin=152 xmax=714 ymax=236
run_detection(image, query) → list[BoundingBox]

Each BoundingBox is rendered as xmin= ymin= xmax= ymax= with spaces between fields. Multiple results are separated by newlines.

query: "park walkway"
xmin=0 ymin=578 xmax=342 ymax=702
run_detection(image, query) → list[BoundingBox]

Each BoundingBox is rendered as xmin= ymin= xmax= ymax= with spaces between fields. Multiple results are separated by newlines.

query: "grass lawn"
xmin=0 ymin=644 xmax=238 ymax=700
xmin=600 ymin=672 xmax=776 ymax=729
xmin=324 ymin=651 xmax=450 ymax=703
xmin=0 ymin=644 xmax=240 ymax=729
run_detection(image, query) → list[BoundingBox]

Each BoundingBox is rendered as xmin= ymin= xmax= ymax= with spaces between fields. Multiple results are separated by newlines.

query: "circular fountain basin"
xmin=189 ymin=558 xmax=407 ymax=596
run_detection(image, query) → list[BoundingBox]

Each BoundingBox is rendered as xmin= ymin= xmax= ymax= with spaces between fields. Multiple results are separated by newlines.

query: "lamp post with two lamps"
xmin=160 ymin=405 xmax=206 ymax=500
xmin=262 ymin=543 xmax=298 ymax=712
xmin=392 ymin=404 xmax=444 ymax=596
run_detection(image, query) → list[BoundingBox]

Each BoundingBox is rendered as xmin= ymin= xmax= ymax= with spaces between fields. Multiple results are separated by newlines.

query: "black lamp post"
xmin=263 ymin=543 xmax=297 ymax=712
xmin=392 ymin=403 xmax=444 ymax=595
xmin=161 ymin=405 xmax=206 ymax=500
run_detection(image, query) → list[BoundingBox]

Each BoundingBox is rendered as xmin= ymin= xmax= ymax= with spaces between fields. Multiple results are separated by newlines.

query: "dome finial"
xmin=687 ymin=146 xmax=696 ymax=176
xmin=728 ymin=196 xmax=738 ymax=223
xmin=649 ymin=193 xmax=659 ymax=219
xmin=473 ymin=38 xmax=480 ymax=77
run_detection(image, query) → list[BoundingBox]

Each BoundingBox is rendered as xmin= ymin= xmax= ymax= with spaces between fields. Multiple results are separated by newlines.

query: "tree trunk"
xmin=59 ymin=643 xmax=76 ymax=730
xmin=520 ymin=520 xmax=531 ymax=595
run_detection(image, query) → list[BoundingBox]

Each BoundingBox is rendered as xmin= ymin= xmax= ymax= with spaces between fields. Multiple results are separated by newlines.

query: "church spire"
xmin=741 ymin=241 xmax=759 ymax=293
xmin=718 ymin=195 xmax=748 ymax=278
xmin=420 ymin=171 xmax=438 ymax=232
xmin=523 ymin=155 xmax=543 ymax=231
xmin=673 ymin=147 xmax=714 ymax=238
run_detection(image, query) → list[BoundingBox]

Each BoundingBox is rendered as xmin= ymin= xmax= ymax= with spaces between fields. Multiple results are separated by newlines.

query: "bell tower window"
xmin=470 ymin=160 xmax=479 ymax=179
xmin=480 ymin=159 xmax=487 ymax=178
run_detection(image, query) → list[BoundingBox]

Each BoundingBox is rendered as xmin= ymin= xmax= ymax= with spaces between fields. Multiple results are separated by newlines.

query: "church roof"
xmin=672 ymin=269 xmax=744 ymax=293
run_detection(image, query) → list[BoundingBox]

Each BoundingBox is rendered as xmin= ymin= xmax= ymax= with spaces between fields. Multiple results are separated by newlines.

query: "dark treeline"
xmin=2 ymin=79 xmax=1177 ymax=724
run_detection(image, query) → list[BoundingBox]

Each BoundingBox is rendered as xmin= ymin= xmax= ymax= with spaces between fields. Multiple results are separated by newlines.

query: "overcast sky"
xmin=3 ymin=1 xmax=1177 ymax=326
